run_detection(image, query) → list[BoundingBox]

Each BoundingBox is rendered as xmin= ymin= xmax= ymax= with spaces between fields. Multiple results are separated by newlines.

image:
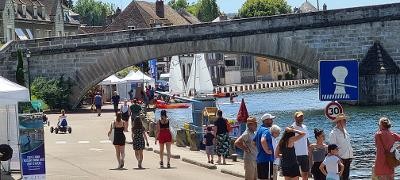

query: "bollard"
xmin=230 ymin=154 xmax=238 ymax=162
xmin=176 ymin=129 xmax=188 ymax=147
xmin=189 ymin=131 xmax=200 ymax=151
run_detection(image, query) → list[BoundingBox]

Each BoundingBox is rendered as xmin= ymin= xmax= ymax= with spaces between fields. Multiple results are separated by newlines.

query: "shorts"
xmin=95 ymin=105 xmax=102 ymax=110
xmin=205 ymin=145 xmax=214 ymax=155
xmin=281 ymin=164 xmax=300 ymax=177
xmin=257 ymin=162 xmax=273 ymax=179
xmin=296 ymin=155 xmax=310 ymax=172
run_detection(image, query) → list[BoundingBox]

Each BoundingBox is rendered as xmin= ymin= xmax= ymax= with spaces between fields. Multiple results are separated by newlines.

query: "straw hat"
xmin=247 ymin=117 xmax=257 ymax=124
xmin=294 ymin=111 xmax=304 ymax=118
xmin=333 ymin=113 xmax=347 ymax=123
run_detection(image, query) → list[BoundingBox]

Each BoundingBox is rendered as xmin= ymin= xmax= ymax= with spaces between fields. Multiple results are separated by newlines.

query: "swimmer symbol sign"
xmin=319 ymin=60 xmax=359 ymax=101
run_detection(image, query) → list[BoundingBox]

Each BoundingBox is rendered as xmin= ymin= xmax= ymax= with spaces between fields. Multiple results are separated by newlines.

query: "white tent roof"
xmin=121 ymin=70 xmax=154 ymax=82
xmin=0 ymin=76 xmax=30 ymax=105
xmin=100 ymin=74 xmax=122 ymax=85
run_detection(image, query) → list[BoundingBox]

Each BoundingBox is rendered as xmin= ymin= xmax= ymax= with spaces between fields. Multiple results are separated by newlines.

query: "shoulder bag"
xmin=378 ymin=133 xmax=400 ymax=168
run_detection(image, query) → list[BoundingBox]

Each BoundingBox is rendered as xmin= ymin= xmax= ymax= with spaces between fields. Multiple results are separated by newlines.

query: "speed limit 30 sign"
xmin=325 ymin=101 xmax=344 ymax=121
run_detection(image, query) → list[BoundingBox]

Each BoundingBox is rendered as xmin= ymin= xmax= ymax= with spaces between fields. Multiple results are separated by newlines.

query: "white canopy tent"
xmin=0 ymin=76 xmax=30 ymax=172
xmin=99 ymin=75 xmax=123 ymax=102
xmin=99 ymin=74 xmax=123 ymax=85
xmin=118 ymin=70 xmax=155 ymax=100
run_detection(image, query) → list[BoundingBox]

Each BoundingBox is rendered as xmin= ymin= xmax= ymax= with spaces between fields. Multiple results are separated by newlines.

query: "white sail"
xmin=186 ymin=54 xmax=214 ymax=95
xmin=168 ymin=56 xmax=186 ymax=95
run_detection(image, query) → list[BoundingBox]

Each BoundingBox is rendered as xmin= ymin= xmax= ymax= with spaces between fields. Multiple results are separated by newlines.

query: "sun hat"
xmin=246 ymin=117 xmax=257 ymax=124
xmin=333 ymin=113 xmax=347 ymax=122
xmin=294 ymin=111 xmax=304 ymax=118
xmin=261 ymin=113 xmax=276 ymax=120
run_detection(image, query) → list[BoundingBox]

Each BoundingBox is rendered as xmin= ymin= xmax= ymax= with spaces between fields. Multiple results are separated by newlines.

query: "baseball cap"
xmin=261 ymin=113 xmax=276 ymax=120
xmin=294 ymin=111 xmax=304 ymax=118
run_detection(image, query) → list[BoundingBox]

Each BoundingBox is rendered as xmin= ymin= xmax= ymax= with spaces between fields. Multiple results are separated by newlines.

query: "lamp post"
xmin=26 ymin=49 xmax=31 ymax=100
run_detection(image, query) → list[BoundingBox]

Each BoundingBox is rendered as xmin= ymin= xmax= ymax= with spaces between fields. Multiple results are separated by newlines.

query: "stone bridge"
xmin=2 ymin=3 xmax=400 ymax=107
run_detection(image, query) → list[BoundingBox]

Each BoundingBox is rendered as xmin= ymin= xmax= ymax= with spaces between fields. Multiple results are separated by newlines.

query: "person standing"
xmin=291 ymin=111 xmax=310 ymax=180
xmin=130 ymin=99 xmax=142 ymax=122
xmin=270 ymin=125 xmax=282 ymax=180
xmin=276 ymin=127 xmax=306 ymax=180
xmin=319 ymin=144 xmax=344 ymax=180
xmin=107 ymin=113 xmax=126 ymax=169
xmin=94 ymin=92 xmax=103 ymax=116
xmin=213 ymin=110 xmax=230 ymax=165
xmin=310 ymin=128 xmax=328 ymax=180
xmin=234 ymin=117 xmax=258 ymax=180
xmin=155 ymin=110 xmax=173 ymax=168
xmin=120 ymin=99 xmax=130 ymax=132
xmin=132 ymin=116 xmax=149 ymax=169
xmin=374 ymin=117 xmax=400 ymax=180
xmin=204 ymin=126 xmax=215 ymax=164
xmin=253 ymin=113 xmax=275 ymax=180
xmin=329 ymin=113 xmax=353 ymax=180
xmin=111 ymin=91 xmax=120 ymax=115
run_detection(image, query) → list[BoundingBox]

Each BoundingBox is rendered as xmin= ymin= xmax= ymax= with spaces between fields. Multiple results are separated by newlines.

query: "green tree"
xmin=115 ymin=66 xmax=140 ymax=78
xmin=31 ymin=76 xmax=74 ymax=110
xmin=168 ymin=0 xmax=188 ymax=10
xmin=196 ymin=0 xmax=220 ymax=22
xmin=186 ymin=2 xmax=200 ymax=16
xmin=238 ymin=0 xmax=291 ymax=18
xmin=73 ymin=0 xmax=115 ymax=26
xmin=16 ymin=50 xmax=25 ymax=86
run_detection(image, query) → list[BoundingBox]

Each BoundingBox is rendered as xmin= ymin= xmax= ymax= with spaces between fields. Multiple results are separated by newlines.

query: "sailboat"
xmin=168 ymin=56 xmax=186 ymax=95
xmin=186 ymin=54 xmax=214 ymax=96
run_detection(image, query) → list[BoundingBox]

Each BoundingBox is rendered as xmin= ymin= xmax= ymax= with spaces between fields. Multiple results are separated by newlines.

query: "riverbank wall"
xmin=214 ymin=79 xmax=318 ymax=93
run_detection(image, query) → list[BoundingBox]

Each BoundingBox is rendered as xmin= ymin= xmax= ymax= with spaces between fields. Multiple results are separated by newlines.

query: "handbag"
xmin=225 ymin=119 xmax=233 ymax=133
xmin=108 ymin=121 xmax=115 ymax=143
xmin=378 ymin=134 xmax=400 ymax=168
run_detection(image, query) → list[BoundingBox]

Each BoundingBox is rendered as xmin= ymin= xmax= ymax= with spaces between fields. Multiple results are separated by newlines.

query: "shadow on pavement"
xmin=109 ymin=168 xmax=128 ymax=171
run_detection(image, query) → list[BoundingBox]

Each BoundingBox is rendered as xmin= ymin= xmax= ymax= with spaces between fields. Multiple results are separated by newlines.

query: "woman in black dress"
xmin=108 ymin=113 xmax=126 ymax=169
xmin=275 ymin=127 xmax=306 ymax=180
xmin=132 ymin=116 xmax=149 ymax=169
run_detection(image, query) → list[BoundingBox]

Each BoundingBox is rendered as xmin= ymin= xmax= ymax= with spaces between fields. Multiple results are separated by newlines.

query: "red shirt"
xmin=374 ymin=129 xmax=400 ymax=175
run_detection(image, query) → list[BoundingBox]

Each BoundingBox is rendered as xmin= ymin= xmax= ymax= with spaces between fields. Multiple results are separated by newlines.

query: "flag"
xmin=237 ymin=98 xmax=249 ymax=123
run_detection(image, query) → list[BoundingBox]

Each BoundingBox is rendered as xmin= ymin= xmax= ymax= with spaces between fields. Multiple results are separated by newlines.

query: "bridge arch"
xmin=69 ymin=34 xmax=318 ymax=107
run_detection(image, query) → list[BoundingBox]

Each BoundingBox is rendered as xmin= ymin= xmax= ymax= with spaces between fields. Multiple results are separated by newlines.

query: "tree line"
xmin=66 ymin=0 xmax=292 ymax=26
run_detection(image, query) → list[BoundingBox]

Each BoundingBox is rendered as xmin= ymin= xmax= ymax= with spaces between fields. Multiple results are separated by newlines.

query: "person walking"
xmin=319 ymin=144 xmax=344 ymax=180
xmin=310 ymin=128 xmax=328 ymax=180
xmin=155 ymin=110 xmax=172 ymax=168
xmin=111 ymin=91 xmax=120 ymax=115
xmin=204 ymin=126 xmax=215 ymax=164
xmin=291 ymin=111 xmax=310 ymax=180
xmin=234 ymin=117 xmax=258 ymax=180
xmin=270 ymin=125 xmax=282 ymax=180
xmin=107 ymin=113 xmax=126 ymax=169
xmin=276 ymin=127 xmax=306 ymax=180
xmin=130 ymin=99 xmax=142 ymax=122
xmin=374 ymin=117 xmax=400 ymax=180
xmin=253 ymin=113 xmax=275 ymax=180
xmin=132 ymin=116 xmax=149 ymax=169
xmin=120 ymin=99 xmax=130 ymax=132
xmin=328 ymin=113 xmax=353 ymax=180
xmin=213 ymin=110 xmax=230 ymax=165
xmin=94 ymin=92 xmax=103 ymax=116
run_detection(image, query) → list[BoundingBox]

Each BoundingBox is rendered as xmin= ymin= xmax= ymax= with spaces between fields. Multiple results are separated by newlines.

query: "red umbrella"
xmin=237 ymin=98 xmax=249 ymax=123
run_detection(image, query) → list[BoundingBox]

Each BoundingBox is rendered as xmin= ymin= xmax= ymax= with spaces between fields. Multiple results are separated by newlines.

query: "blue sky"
xmin=100 ymin=0 xmax=399 ymax=13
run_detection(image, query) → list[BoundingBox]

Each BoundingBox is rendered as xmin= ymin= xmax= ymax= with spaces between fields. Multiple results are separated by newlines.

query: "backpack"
xmin=60 ymin=119 xmax=68 ymax=126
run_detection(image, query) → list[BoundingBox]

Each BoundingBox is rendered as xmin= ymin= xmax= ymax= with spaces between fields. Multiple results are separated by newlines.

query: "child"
xmin=319 ymin=144 xmax=344 ymax=180
xmin=204 ymin=126 xmax=215 ymax=164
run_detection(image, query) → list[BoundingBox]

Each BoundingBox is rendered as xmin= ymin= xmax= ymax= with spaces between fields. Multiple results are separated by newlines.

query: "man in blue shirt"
xmin=253 ymin=113 xmax=275 ymax=180
xmin=94 ymin=92 xmax=102 ymax=116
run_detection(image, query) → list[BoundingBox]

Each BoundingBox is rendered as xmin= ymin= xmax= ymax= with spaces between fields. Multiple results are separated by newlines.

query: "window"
xmin=214 ymin=66 xmax=217 ymax=78
xmin=33 ymin=6 xmax=38 ymax=17
xmin=240 ymin=56 xmax=253 ymax=69
xmin=42 ymin=7 xmax=46 ymax=17
xmin=36 ymin=29 xmax=41 ymax=38
xmin=225 ymin=60 xmax=235 ymax=66
xmin=25 ymin=29 xmax=33 ymax=39
xmin=58 ymin=31 xmax=62 ymax=37
xmin=15 ymin=28 xmax=28 ymax=40
xmin=8 ymin=28 xmax=13 ymax=41
xmin=64 ymin=32 xmax=69 ymax=36
xmin=7 ymin=9 xmax=10 ymax=16
xmin=47 ymin=30 xmax=52 ymax=37
xmin=220 ymin=67 xmax=225 ymax=78
xmin=22 ymin=5 xmax=26 ymax=16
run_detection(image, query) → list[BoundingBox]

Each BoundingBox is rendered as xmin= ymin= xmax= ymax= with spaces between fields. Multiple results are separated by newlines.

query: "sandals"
xmin=160 ymin=161 xmax=164 ymax=168
xmin=167 ymin=162 xmax=170 ymax=168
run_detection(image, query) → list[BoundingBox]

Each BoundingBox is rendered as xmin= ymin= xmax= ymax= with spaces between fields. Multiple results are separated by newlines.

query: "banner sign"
xmin=148 ymin=59 xmax=158 ymax=80
xmin=18 ymin=102 xmax=46 ymax=180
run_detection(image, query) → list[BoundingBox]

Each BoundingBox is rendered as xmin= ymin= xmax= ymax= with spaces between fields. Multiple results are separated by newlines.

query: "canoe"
xmin=156 ymin=103 xmax=190 ymax=109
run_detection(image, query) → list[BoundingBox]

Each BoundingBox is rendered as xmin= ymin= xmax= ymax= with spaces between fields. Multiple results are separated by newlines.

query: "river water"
xmin=155 ymin=86 xmax=400 ymax=179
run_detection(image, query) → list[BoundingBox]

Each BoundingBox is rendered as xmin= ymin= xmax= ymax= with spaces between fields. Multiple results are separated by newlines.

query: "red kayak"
xmin=156 ymin=103 xmax=190 ymax=109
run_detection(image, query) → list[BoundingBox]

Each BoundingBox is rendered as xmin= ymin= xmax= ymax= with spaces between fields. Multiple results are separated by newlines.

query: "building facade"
xmin=0 ymin=0 xmax=80 ymax=43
